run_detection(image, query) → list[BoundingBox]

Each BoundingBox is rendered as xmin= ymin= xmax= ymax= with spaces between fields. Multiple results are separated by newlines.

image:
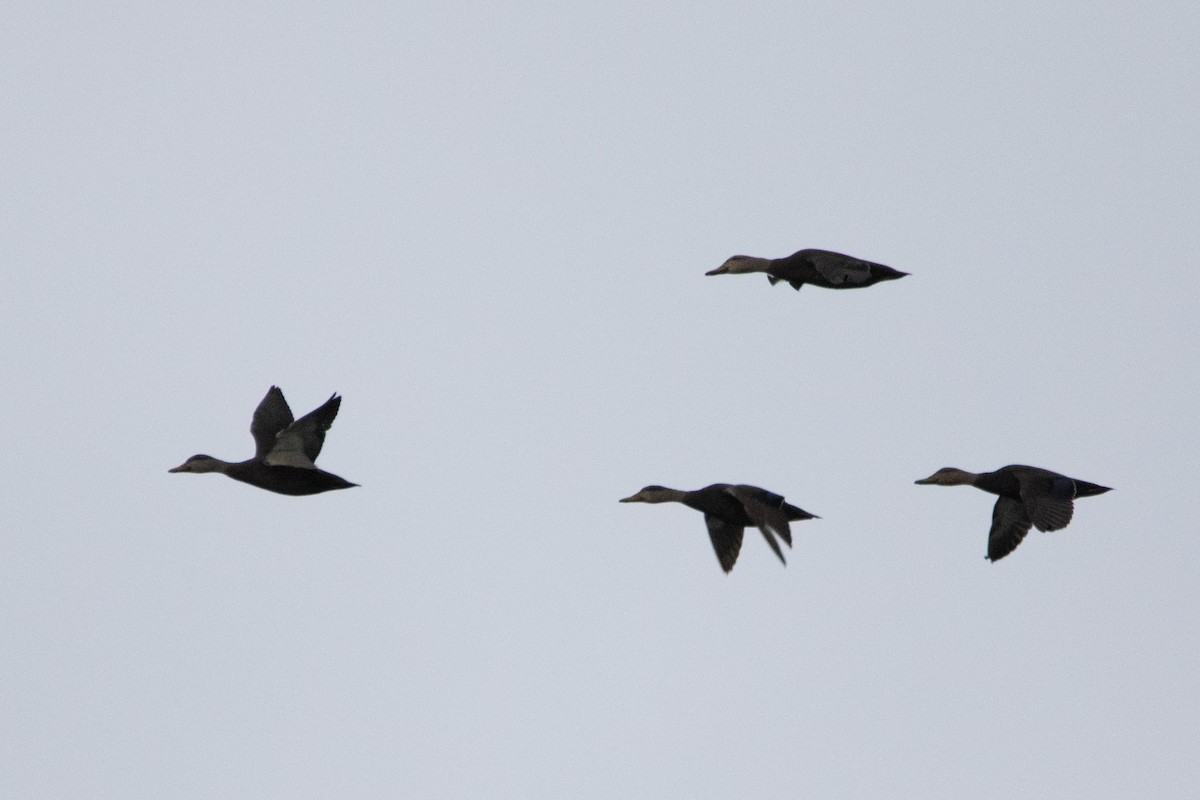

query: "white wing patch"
xmin=264 ymin=430 xmax=319 ymax=469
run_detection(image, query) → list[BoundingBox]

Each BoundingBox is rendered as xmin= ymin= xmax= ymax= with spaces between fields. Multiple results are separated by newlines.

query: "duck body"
xmin=706 ymin=249 xmax=908 ymax=291
xmin=915 ymin=465 xmax=1111 ymax=561
xmin=620 ymin=483 xmax=818 ymax=572
xmin=170 ymin=386 xmax=358 ymax=496
xmin=176 ymin=458 xmax=359 ymax=496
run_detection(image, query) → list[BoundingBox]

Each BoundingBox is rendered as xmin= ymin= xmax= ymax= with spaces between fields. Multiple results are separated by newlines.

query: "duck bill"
xmin=618 ymin=493 xmax=642 ymax=503
xmin=913 ymin=474 xmax=937 ymax=484
xmin=705 ymin=265 xmax=729 ymax=276
xmin=168 ymin=463 xmax=190 ymax=473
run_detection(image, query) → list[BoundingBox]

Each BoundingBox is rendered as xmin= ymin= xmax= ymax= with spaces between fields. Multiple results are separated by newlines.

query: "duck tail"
xmin=1073 ymin=479 xmax=1112 ymax=497
xmin=784 ymin=502 xmax=819 ymax=521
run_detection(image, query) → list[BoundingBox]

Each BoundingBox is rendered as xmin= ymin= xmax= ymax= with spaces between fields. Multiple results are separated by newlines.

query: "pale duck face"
xmin=619 ymin=485 xmax=674 ymax=503
xmin=914 ymin=467 xmax=976 ymax=486
xmin=706 ymin=255 xmax=770 ymax=276
xmin=168 ymin=454 xmax=223 ymax=474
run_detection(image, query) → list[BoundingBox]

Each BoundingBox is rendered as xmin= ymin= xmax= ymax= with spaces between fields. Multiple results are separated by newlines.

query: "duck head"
xmin=915 ymin=467 xmax=977 ymax=486
xmin=706 ymin=255 xmax=771 ymax=276
xmin=169 ymin=454 xmax=225 ymax=474
xmin=619 ymin=485 xmax=682 ymax=503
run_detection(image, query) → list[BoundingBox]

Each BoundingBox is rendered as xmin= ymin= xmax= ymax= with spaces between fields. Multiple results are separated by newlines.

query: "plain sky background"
xmin=2 ymin=2 xmax=1198 ymax=797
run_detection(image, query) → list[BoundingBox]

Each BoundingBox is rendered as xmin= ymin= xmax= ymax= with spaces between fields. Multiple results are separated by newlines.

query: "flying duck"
xmin=915 ymin=465 xmax=1111 ymax=561
xmin=619 ymin=484 xmax=818 ymax=572
xmin=706 ymin=248 xmax=908 ymax=291
xmin=169 ymin=386 xmax=358 ymax=496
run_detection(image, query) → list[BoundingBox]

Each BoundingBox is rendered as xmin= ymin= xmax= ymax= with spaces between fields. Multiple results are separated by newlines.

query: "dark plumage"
xmin=706 ymin=249 xmax=908 ymax=291
xmin=169 ymin=386 xmax=358 ymax=496
xmin=619 ymin=484 xmax=818 ymax=572
xmin=915 ymin=465 xmax=1111 ymax=561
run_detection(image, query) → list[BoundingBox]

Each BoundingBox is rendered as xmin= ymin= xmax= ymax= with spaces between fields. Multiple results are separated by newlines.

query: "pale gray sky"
xmin=2 ymin=2 xmax=1197 ymax=798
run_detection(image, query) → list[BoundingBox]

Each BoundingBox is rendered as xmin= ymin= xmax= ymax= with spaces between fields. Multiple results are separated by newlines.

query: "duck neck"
xmin=206 ymin=457 xmax=240 ymax=475
xmin=738 ymin=256 xmax=774 ymax=274
xmin=950 ymin=469 xmax=983 ymax=485
xmin=644 ymin=487 xmax=689 ymax=503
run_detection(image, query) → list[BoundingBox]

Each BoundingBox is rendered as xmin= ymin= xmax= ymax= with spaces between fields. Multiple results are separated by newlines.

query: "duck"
xmin=706 ymin=248 xmax=908 ymax=291
xmin=169 ymin=386 xmax=358 ymax=496
xmin=915 ymin=465 xmax=1111 ymax=561
xmin=619 ymin=484 xmax=818 ymax=572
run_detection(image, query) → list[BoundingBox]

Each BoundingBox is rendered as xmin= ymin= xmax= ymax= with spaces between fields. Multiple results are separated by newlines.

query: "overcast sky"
xmin=2 ymin=2 xmax=1198 ymax=798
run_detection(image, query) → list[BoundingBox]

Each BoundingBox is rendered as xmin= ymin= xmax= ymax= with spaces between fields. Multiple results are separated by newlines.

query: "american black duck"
xmin=915 ymin=465 xmax=1111 ymax=561
xmin=169 ymin=386 xmax=358 ymax=496
xmin=706 ymin=248 xmax=908 ymax=291
xmin=619 ymin=484 xmax=818 ymax=572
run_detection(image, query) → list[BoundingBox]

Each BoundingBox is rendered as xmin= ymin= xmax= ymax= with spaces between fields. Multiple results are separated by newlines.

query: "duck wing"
xmin=265 ymin=393 xmax=342 ymax=468
xmin=1016 ymin=471 xmax=1076 ymax=532
xmin=767 ymin=275 xmax=804 ymax=290
xmin=703 ymin=515 xmax=745 ymax=573
xmin=726 ymin=485 xmax=795 ymax=565
xmin=988 ymin=496 xmax=1034 ymax=561
xmin=808 ymin=250 xmax=874 ymax=285
xmin=251 ymin=386 xmax=295 ymax=460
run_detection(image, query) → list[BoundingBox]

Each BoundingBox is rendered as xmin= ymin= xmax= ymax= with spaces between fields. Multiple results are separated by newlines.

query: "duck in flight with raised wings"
xmin=169 ymin=386 xmax=358 ymax=496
